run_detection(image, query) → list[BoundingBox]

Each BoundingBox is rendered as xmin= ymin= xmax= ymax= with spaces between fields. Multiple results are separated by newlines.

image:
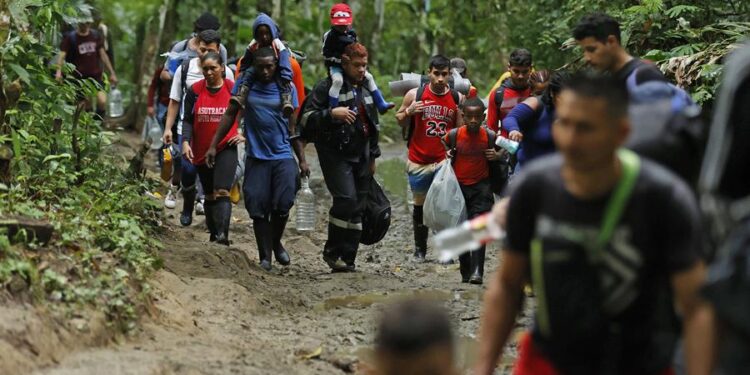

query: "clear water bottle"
xmin=146 ymin=117 xmax=163 ymax=150
xmin=496 ymin=136 xmax=519 ymax=154
xmin=432 ymin=212 xmax=505 ymax=263
xmin=108 ymin=86 xmax=124 ymax=118
xmin=295 ymin=177 xmax=316 ymax=231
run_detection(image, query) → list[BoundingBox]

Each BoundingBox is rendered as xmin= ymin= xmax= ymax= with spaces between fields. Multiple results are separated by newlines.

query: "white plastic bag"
xmin=423 ymin=162 xmax=466 ymax=232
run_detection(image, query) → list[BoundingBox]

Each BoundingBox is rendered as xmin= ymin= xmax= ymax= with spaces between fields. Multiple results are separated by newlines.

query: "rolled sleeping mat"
xmin=388 ymin=74 xmax=473 ymax=97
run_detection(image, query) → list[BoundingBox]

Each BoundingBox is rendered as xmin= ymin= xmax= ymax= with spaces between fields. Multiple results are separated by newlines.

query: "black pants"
xmin=317 ymin=145 xmax=372 ymax=264
xmin=460 ymin=179 xmax=494 ymax=219
xmin=196 ymin=146 xmax=238 ymax=195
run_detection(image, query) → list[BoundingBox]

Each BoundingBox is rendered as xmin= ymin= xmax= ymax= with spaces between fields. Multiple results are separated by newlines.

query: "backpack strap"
xmin=180 ymin=59 xmax=191 ymax=96
xmin=531 ymin=148 xmax=641 ymax=338
xmin=406 ymin=84 xmax=428 ymax=144
xmin=595 ymin=148 xmax=641 ymax=252
xmin=484 ymin=127 xmax=496 ymax=149
xmin=446 ymin=128 xmax=459 ymax=165
xmin=450 ymin=89 xmax=460 ymax=107
xmin=494 ymin=87 xmax=505 ymax=115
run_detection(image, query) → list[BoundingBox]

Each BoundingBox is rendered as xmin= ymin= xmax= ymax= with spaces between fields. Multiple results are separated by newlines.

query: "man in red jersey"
xmin=486 ymin=48 xmax=532 ymax=138
xmin=396 ymin=55 xmax=463 ymax=262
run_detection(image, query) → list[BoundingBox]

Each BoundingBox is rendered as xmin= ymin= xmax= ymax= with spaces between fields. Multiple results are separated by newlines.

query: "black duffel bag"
xmin=360 ymin=177 xmax=391 ymax=245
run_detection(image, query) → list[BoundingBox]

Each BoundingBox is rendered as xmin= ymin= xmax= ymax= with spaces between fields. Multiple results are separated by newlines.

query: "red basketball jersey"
xmin=408 ymin=85 xmax=459 ymax=165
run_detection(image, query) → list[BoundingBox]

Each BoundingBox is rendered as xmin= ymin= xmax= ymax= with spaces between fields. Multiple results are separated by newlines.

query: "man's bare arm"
xmin=474 ymin=250 xmax=529 ymax=375
xmin=673 ymin=262 xmax=716 ymax=375
xmin=395 ymin=88 xmax=417 ymax=128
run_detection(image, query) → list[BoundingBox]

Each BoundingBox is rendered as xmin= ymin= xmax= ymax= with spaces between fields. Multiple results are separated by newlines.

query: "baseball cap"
xmin=330 ymin=3 xmax=353 ymax=26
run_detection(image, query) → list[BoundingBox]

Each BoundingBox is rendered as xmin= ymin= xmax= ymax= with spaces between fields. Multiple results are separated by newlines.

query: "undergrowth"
xmin=0 ymin=0 xmax=161 ymax=332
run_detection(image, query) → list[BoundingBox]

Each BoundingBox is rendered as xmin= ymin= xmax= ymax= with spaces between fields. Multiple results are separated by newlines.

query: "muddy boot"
xmin=180 ymin=184 xmax=197 ymax=226
xmin=271 ymin=212 xmax=291 ymax=266
xmin=340 ymin=232 xmax=361 ymax=273
xmin=281 ymin=90 xmax=294 ymax=119
xmin=204 ymin=200 xmax=218 ymax=242
xmin=323 ymin=223 xmax=349 ymax=272
xmin=412 ymin=206 xmax=428 ymax=262
xmin=213 ymin=197 xmax=232 ymax=246
xmin=469 ymin=246 xmax=486 ymax=285
xmin=253 ymin=218 xmax=273 ymax=271
xmin=459 ymin=253 xmax=471 ymax=283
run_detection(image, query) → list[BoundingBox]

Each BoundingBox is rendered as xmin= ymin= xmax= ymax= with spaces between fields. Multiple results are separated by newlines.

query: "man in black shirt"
xmin=573 ymin=12 xmax=666 ymax=87
xmin=298 ymin=43 xmax=381 ymax=272
xmin=474 ymin=74 xmax=714 ymax=375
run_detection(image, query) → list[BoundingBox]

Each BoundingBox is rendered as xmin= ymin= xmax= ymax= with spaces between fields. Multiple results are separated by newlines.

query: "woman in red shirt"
xmin=181 ymin=51 xmax=244 ymax=245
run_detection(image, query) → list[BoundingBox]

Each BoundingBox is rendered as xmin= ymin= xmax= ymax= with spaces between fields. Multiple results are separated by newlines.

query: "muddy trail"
xmin=33 ymin=131 xmax=531 ymax=375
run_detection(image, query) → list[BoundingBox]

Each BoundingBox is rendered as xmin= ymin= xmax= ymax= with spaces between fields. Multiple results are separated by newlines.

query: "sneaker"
xmin=164 ymin=185 xmax=178 ymax=209
xmin=195 ymin=199 xmax=205 ymax=216
xmin=229 ymin=84 xmax=249 ymax=110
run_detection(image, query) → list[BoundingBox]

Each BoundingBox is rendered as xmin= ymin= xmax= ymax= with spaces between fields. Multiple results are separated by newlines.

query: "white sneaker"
xmin=164 ymin=185 xmax=178 ymax=209
xmin=195 ymin=199 xmax=205 ymax=216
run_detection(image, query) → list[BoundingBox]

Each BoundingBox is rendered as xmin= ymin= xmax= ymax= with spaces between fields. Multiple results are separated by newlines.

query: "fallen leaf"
xmin=298 ymin=346 xmax=323 ymax=360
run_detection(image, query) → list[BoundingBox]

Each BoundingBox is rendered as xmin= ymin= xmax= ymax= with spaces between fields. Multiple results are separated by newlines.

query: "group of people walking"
xmin=59 ymin=4 xmax=745 ymax=374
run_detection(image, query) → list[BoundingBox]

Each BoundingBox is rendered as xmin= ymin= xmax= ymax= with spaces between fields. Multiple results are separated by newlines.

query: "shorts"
xmin=243 ymin=158 xmax=299 ymax=219
xmin=406 ymin=159 xmax=445 ymax=197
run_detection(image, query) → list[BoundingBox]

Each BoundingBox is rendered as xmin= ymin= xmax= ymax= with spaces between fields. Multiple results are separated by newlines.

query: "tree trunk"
xmin=159 ymin=0 xmax=181 ymax=49
xmin=257 ymin=0 xmax=273 ymax=15
xmin=223 ymin=0 xmax=239 ymax=56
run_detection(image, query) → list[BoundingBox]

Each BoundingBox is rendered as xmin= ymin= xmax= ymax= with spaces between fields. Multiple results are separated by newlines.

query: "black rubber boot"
xmin=469 ymin=246 xmax=486 ymax=285
xmin=459 ymin=253 xmax=471 ymax=283
xmin=271 ymin=212 xmax=291 ymax=266
xmin=412 ymin=206 xmax=428 ymax=262
xmin=253 ymin=218 xmax=273 ymax=271
xmin=204 ymin=199 xmax=218 ymax=242
xmin=340 ymin=227 xmax=362 ymax=272
xmin=213 ymin=197 xmax=232 ymax=246
xmin=180 ymin=185 xmax=197 ymax=227
xmin=323 ymin=223 xmax=349 ymax=272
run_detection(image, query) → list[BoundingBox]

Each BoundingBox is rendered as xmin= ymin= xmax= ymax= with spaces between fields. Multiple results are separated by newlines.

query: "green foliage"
xmin=1 ymin=0 xmax=161 ymax=332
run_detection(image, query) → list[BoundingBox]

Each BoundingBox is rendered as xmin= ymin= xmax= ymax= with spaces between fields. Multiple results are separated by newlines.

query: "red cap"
xmin=330 ymin=3 xmax=353 ymax=26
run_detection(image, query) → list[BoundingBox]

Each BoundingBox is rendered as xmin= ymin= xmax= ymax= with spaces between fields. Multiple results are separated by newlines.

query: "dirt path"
xmin=32 ymin=132 xmax=528 ymax=375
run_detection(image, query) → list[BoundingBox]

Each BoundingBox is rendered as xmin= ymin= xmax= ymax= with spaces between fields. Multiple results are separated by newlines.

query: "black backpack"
xmin=359 ymin=177 xmax=391 ymax=245
xmin=403 ymin=84 xmax=460 ymax=145
xmin=446 ymin=127 xmax=510 ymax=195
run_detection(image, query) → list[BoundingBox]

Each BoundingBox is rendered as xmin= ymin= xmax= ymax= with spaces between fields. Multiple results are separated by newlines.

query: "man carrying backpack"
xmin=297 ymin=43 xmax=382 ymax=272
xmin=573 ymin=12 xmax=704 ymax=186
xmin=55 ymin=10 xmax=117 ymax=119
xmin=475 ymin=74 xmax=714 ymax=375
xmin=486 ymin=49 xmax=532 ymax=137
xmin=395 ymin=55 xmax=463 ymax=263
xmin=160 ymin=12 xmax=228 ymax=83
xmin=442 ymin=97 xmax=498 ymax=284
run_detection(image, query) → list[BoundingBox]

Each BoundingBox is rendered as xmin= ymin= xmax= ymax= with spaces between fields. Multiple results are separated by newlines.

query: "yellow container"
xmin=230 ymin=182 xmax=241 ymax=204
xmin=161 ymin=148 xmax=172 ymax=181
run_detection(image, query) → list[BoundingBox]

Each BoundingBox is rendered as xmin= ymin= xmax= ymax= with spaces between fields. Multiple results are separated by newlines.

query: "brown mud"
xmin=4 ymin=131 xmax=532 ymax=374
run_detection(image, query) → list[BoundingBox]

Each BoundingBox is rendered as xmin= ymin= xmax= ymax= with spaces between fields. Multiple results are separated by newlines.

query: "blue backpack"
xmin=626 ymin=66 xmax=694 ymax=114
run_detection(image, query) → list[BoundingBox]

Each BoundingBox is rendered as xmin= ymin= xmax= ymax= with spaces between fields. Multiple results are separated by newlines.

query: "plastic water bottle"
xmin=432 ymin=212 xmax=505 ymax=263
xmin=108 ymin=86 xmax=124 ymax=118
xmin=146 ymin=117 xmax=163 ymax=150
xmin=295 ymin=177 xmax=316 ymax=231
xmin=496 ymin=135 xmax=519 ymax=154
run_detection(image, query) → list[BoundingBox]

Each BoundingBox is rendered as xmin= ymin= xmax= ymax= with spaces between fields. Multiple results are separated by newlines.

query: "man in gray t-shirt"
xmin=160 ymin=12 xmax=228 ymax=82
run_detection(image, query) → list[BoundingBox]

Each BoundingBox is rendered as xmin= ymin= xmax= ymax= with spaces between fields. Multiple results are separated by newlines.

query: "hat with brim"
xmin=330 ymin=3 xmax=353 ymax=26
